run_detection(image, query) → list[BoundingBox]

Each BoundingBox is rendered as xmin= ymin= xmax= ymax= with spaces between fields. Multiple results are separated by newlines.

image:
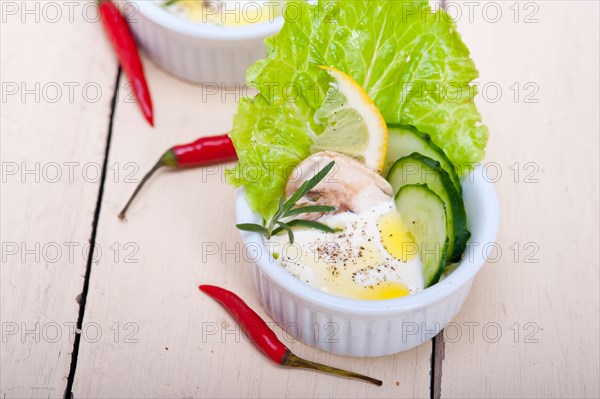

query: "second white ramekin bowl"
xmin=236 ymin=166 xmax=499 ymax=357
xmin=126 ymin=1 xmax=284 ymax=85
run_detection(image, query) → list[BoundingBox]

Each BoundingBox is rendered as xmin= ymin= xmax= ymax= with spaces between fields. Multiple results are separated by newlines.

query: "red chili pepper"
xmin=118 ymin=134 xmax=237 ymax=219
xmin=98 ymin=0 xmax=154 ymax=126
xmin=199 ymin=285 xmax=383 ymax=386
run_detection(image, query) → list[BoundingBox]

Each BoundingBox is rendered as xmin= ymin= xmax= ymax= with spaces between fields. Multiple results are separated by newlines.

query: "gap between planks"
xmin=430 ymin=332 xmax=446 ymax=399
xmin=63 ymin=68 xmax=122 ymax=399
xmin=61 ymin=0 xmax=452 ymax=394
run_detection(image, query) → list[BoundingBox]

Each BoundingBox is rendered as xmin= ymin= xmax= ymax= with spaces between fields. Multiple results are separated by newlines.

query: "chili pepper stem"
xmin=118 ymin=150 xmax=177 ymax=220
xmin=281 ymin=351 xmax=383 ymax=386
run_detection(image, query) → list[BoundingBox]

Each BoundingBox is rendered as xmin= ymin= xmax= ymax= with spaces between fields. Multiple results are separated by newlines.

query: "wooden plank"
xmin=439 ymin=1 xmax=600 ymax=397
xmin=0 ymin=2 xmax=118 ymax=397
xmin=71 ymin=56 xmax=433 ymax=398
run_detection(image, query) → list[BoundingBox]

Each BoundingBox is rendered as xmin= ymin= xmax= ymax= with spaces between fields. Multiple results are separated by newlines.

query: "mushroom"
xmin=285 ymin=151 xmax=393 ymax=219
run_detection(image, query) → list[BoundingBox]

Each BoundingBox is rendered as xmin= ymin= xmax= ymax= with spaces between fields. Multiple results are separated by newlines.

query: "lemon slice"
xmin=311 ymin=66 xmax=388 ymax=174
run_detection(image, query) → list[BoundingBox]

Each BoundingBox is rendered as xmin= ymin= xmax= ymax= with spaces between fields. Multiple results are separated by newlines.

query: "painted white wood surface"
xmin=440 ymin=1 xmax=600 ymax=398
xmin=0 ymin=2 xmax=118 ymax=397
xmin=70 ymin=57 xmax=433 ymax=398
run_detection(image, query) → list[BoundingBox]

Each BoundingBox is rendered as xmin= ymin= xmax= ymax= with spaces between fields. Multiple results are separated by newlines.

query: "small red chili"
xmin=199 ymin=285 xmax=382 ymax=386
xmin=118 ymin=134 xmax=237 ymax=219
xmin=98 ymin=0 xmax=154 ymax=127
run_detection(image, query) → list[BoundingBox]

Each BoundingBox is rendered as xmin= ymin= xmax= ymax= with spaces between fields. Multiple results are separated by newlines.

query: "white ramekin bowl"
xmin=236 ymin=166 xmax=499 ymax=357
xmin=126 ymin=1 xmax=284 ymax=85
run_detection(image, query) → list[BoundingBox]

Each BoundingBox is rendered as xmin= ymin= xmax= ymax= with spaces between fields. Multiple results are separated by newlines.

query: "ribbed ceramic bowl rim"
xmin=133 ymin=1 xmax=285 ymax=40
xmin=236 ymin=166 xmax=499 ymax=315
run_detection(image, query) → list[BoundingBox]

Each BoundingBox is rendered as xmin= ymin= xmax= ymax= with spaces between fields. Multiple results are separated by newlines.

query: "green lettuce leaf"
xmin=227 ymin=0 xmax=488 ymax=219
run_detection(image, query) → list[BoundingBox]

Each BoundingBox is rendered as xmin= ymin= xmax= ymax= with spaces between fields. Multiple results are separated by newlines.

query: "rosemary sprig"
xmin=271 ymin=219 xmax=335 ymax=236
xmin=236 ymin=161 xmax=337 ymax=244
xmin=163 ymin=0 xmax=182 ymax=7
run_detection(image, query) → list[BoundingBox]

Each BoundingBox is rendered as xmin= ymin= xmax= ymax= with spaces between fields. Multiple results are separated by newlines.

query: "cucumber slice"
xmin=383 ymin=125 xmax=462 ymax=193
xmin=395 ymin=184 xmax=449 ymax=287
xmin=387 ymin=153 xmax=469 ymax=263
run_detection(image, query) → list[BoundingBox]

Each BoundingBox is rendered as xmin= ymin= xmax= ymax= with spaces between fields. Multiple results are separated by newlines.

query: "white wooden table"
xmin=1 ymin=1 xmax=598 ymax=398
